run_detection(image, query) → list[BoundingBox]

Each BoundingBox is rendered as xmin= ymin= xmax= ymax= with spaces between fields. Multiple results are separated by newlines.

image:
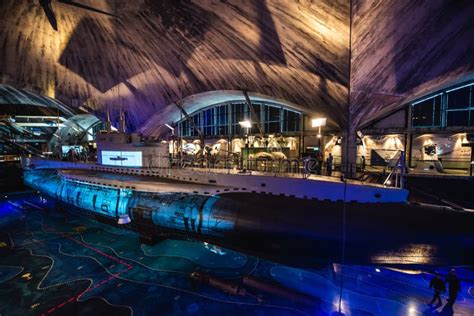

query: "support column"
xmin=406 ymin=104 xmax=413 ymax=171
xmin=342 ymin=127 xmax=358 ymax=179
xmin=299 ymin=114 xmax=305 ymax=159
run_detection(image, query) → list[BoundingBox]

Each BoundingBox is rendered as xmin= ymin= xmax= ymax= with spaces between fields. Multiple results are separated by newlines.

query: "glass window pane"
xmin=433 ymin=95 xmax=441 ymax=126
xmin=446 ymin=111 xmax=469 ymax=126
xmin=284 ymin=110 xmax=300 ymax=132
xmin=216 ymin=125 xmax=227 ymax=135
xmin=447 ymin=86 xmax=470 ymax=109
xmin=253 ymin=103 xmax=261 ymax=117
xmin=412 ymin=99 xmax=434 ymax=127
xmin=267 ymin=106 xmax=280 ymax=121
xmin=217 ymin=105 xmax=227 ymax=125
xmin=233 ymin=103 xmax=244 ymax=123
xmin=191 ymin=114 xmax=200 ymax=136
xmin=266 ymin=122 xmax=280 ymax=133
xmin=472 ymin=86 xmax=474 ymax=107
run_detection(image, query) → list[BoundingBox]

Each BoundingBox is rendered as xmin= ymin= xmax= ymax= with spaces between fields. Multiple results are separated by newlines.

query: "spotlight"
xmin=375 ymin=268 xmax=381 ymax=273
xmin=311 ymin=118 xmax=327 ymax=128
xmin=312 ymin=118 xmax=326 ymax=139
xmin=238 ymin=120 xmax=252 ymax=129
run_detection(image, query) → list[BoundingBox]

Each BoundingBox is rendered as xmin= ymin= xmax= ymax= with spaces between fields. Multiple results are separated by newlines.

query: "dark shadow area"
xmin=144 ymin=0 xmax=214 ymax=77
xmin=254 ymin=0 xmax=287 ymax=65
xmin=392 ymin=0 xmax=474 ymax=94
xmin=0 ymin=162 xmax=24 ymax=193
xmin=59 ymin=17 xmax=144 ymax=92
xmin=406 ymin=176 xmax=474 ymax=209
xmin=438 ymin=304 xmax=454 ymax=316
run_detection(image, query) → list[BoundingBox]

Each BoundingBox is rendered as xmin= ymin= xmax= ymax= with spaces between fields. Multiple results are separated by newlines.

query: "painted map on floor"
xmin=1 ymin=193 xmax=474 ymax=316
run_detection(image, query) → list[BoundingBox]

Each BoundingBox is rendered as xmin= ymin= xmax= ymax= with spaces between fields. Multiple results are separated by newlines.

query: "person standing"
xmin=445 ymin=269 xmax=461 ymax=306
xmin=361 ymin=155 xmax=366 ymax=171
xmin=429 ymin=273 xmax=446 ymax=306
xmin=327 ymin=153 xmax=334 ymax=176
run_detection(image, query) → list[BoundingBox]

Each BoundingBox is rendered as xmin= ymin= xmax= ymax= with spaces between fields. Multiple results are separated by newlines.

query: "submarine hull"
xmin=23 ymin=170 xmax=474 ymax=267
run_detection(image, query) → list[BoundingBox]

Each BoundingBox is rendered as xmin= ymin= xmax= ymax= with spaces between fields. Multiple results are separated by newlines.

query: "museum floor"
xmin=1 ymin=193 xmax=474 ymax=316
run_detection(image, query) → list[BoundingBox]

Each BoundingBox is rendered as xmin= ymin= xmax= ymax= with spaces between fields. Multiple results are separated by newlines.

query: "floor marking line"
xmin=41 ymin=223 xmax=134 ymax=315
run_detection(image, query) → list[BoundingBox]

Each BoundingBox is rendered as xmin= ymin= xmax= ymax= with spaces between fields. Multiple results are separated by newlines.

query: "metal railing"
xmin=170 ymin=155 xmax=361 ymax=180
xmin=383 ymin=151 xmax=405 ymax=188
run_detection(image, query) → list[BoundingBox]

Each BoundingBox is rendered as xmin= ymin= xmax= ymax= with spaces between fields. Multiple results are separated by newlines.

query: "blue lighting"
xmin=23 ymin=170 xmax=235 ymax=236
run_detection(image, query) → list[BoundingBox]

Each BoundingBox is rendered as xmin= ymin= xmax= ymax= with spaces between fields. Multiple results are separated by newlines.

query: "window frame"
xmin=176 ymin=101 xmax=302 ymax=138
xmin=411 ymin=82 xmax=474 ymax=129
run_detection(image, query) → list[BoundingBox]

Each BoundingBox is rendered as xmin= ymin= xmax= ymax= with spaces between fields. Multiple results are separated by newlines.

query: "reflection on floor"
xmin=1 ymin=193 xmax=474 ymax=316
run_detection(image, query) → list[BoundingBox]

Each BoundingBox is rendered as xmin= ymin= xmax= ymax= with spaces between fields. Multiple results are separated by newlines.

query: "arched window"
xmin=177 ymin=101 xmax=301 ymax=137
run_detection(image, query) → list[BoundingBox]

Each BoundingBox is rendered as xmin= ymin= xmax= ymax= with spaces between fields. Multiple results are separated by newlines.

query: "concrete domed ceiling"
xmin=0 ymin=0 xmax=350 ymax=133
xmin=351 ymin=0 xmax=474 ymax=128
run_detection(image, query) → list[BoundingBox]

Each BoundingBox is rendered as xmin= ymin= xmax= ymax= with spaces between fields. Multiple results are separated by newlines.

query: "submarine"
xmin=23 ymin=168 xmax=474 ymax=268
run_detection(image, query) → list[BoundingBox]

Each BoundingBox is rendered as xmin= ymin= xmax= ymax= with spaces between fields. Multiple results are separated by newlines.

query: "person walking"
xmin=429 ymin=273 xmax=446 ymax=306
xmin=445 ymin=269 xmax=461 ymax=306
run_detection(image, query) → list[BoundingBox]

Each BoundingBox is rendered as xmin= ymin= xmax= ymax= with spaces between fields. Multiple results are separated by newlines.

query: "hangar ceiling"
xmin=1 ymin=0 xmax=474 ymax=134
xmin=351 ymin=0 xmax=474 ymax=128
xmin=0 ymin=0 xmax=350 ymax=133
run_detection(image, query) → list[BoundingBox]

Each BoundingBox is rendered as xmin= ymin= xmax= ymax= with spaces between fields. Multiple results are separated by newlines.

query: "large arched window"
xmin=178 ymin=101 xmax=301 ymax=137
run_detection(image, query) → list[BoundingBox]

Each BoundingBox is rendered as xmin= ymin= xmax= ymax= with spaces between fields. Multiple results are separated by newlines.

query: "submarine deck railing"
xmin=22 ymin=158 xmax=410 ymax=204
xmin=171 ymin=156 xmax=366 ymax=181
xmin=22 ymin=155 xmax=406 ymax=190
xmin=21 ymin=153 xmax=406 ymax=187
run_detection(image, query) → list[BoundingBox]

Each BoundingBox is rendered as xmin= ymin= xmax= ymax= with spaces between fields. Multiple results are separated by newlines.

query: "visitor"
xmin=361 ymin=155 xmax=366 ymax=171
xmin=327 ymin=153 xmax=333 ymax=176
xmin=429 ymin=273 xmax=445 ymax=306
xmin=445 ymin=269 xmax=461 ymax=306
xmin=303 ymin=157 xmax=313 ymax=179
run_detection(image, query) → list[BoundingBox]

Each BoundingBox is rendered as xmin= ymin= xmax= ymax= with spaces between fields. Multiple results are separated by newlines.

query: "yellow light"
xmin=311 ymin=118 xmax=327 ymax=128
xmin=239 ymin=120 xmax=252 ymax=128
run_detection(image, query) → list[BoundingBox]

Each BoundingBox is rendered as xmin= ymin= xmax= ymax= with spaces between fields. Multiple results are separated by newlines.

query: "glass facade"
xmin=178 ymin=101 xmax=301 ymax=137
xmin=412 ymin=82 xmax=474 ymax=128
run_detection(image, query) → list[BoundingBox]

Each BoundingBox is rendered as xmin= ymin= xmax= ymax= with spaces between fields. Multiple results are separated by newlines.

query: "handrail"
xmin=383 ymin=151 xmax=405 ymax=188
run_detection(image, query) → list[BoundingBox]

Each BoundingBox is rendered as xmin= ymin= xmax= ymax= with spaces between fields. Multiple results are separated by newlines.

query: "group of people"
xmin=429 ymin=269 xmax=461 ymax=307
xmin=65 ymin=146 xmax=96 ymax=162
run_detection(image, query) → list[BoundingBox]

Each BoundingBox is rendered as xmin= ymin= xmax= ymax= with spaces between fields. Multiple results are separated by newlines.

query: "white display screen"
xmin=101 ymin=151 xmax=143 ymax=167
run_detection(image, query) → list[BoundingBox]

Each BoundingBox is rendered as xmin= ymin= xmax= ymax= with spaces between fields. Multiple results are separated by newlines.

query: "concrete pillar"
xmin=342 ymin=127 xmax=358 ymax=178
